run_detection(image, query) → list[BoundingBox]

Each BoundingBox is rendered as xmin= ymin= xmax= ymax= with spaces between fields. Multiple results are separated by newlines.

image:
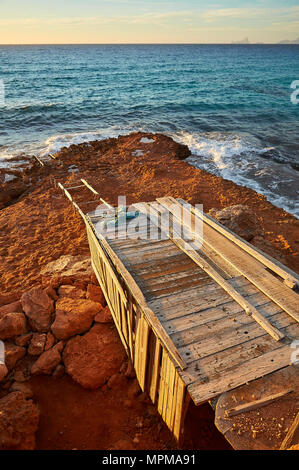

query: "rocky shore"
xmin=0 ymin=132 xmax=298 ymax=450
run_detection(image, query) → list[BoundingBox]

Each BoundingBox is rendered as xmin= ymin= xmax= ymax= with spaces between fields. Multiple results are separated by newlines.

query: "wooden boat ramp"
xmin=58 ymin=182 xmax=299 ymax=442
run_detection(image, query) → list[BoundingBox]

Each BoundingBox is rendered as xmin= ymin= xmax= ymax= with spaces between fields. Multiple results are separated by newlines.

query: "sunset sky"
xmin=0 ymin=0 xmax=298 ymax=44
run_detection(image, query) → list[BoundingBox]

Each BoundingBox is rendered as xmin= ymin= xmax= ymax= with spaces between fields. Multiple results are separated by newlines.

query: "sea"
xmin=0 ymin=44 xmax=298 ymax=216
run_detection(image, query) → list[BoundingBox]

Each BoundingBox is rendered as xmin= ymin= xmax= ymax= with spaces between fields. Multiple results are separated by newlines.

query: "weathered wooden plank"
xmin=225 ymin=389 xmax=293 ymax=417
xmin=280 ymin=411 xmax=299 ymax=450
xmin=91 ymin=220 xmax=187 ymax=369
xmin=158 ymin=350 xmax=167 ymax=415
xmin=173 ymin=377 xmax=186 ymax=441
xmin=180 ymin=323 xmax=298 ymax=387
xmin=179 ymin=310 xmax=296 ymax=364
xmin=149 ymin=338 xmax=162 ymax=404
xmin=138 ymin=266 xmax=206 ymax=288
xmin=170 ymin=299 xmax=285 ymax=349
xmin=162 ymin=291 xmax=270 ymax=335
xmin=138 ymin=316 xmax=150 ymax=392
xmin=177 ymin=197 xmax=299 ymax=289
xmin=187 ymin=344 xmax=296 ymax=405
xmin=160 ymin=197 xmax=299 ymax=323
xmin=142 ymin=201 xmax=284 ymax=341
xmin=85 ymin=222 xmax=128 ymax=304
xmin=150 ymin=283 xmax=233 ymax=321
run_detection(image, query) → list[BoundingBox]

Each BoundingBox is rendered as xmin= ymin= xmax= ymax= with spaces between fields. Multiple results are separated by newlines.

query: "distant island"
xmin=232 ymin=37 xmax=299 ymax=44
xmin=278 ymin=37 xmax=299 ymax=44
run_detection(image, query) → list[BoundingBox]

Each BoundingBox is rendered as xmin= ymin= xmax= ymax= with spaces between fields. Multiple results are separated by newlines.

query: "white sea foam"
xmin=40 ymin=125 xmax=144 ymax=156
xmin=1 ymin=126 xmax=297 ymax=218
xmin=171 ymin=130 xmax=299 ymax=218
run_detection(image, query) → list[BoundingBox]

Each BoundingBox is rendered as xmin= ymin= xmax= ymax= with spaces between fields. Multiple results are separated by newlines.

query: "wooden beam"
xmin=141 ymin=201 xmax=284 ymax=342
xmin=159 ymin=197 xmax=299 ymax=324
xmin=225 ymin=389 xmax=293 ymax=417
xmin=175 ymin=197 xmax=298 ymax=290
xmin=33 ymin=155 xmax=44 ymax=167
xmin=280 ymin=411 xmax=299 ymax=450
xmin=58 ymin=182 xmax=73 ymax=202
xmin=81 ymin=178 xmax=99 ymax=195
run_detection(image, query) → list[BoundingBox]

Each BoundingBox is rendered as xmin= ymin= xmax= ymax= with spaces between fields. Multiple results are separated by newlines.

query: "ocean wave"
xmin=171 ymin=130 xmax=299 ymax=218
xmin=40 ymin=125 xmax=145 ymax=156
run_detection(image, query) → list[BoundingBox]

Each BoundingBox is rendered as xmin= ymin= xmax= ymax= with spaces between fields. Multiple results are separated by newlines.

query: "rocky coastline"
xmin=0 ymin=132 xmax=298 ymax=450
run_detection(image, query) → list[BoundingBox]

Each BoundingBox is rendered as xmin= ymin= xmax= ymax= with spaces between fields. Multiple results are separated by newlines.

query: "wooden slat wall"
xmin=85 ymin=220 xmax=187 ymax=441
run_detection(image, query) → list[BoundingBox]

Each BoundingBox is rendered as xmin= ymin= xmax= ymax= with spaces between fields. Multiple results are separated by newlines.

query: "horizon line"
xmin=0 ymin=42 xmax=298 ymax=46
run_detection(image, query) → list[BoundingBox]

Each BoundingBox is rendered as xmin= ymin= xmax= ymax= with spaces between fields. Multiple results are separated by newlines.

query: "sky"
xmin=0 ymin=0 xmax=298 ymax=44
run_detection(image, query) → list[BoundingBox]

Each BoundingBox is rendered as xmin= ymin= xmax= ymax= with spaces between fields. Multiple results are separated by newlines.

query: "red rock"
xmin=208 ymin=205 xmax=262 ymax=242
xmin=73 ymin=280 xmax=88 ymax=291
xmin=0 ymin=292 xmax=22 ymax=308
xmin=15 ymin=333 xmax=32 ymax=347
xmin=44 ymin=331 xmax=55 ymax=351
xmin=90 ymin=272 xmax=99 ymax=286
xmin=58 ymin=285 xmax=86 ymax=299
xmin=127 ymin=379 xmax=141 ymax=399
xmin=86 ymin=284 xmax=106 ymax=306
xmin=21 ymin=287 xmax=54 ymax=332
xmin=4 ymin=343 xmax=26 ymax=370
xmin=44 ymin=285 xmax=58 ymax=301
xmin=0 ymin=301 xmax=23 ymax=320
xmin=13 ymin=370 xmax=27 ymax=382
xmin=41 ymin=255 xmax=93 ymax=285
xmin=94 ymin=306 xmax=113 ymax=324
xmin=28 ymin=333 xmax=47 ymax=356
xmin=107 ymin=373 xmax=127 ymax=389
xmin=31 ymin=342 xmax=63 ymax=375
xmin=10 ymin=381 xmax=33 ymax=399
xmin=51 ymin=297 xmax=102 ymax=340
xmin=63 ymin=323 xmax=126 ymax=390
xmin=13 ymin=355 xmax=36 ymax=382
xmin=52 ymin=364 xmax=65 ymax=379
xmin=0 ymin=364 xmax=8 ymax=382
xmin=0 ymin=392 xmax=40 ymax=450
xmin=0 ymin=312 xmax=27 ymax=340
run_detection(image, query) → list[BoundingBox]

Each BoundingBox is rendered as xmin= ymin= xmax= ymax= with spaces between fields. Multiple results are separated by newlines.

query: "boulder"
xmin=28 ymin=333 xmax=47 ymax=356
xmin=41 ymin=255 xmax=93 ymax=285
xmin=86 ymin=284 xmax=106 ymax=306
xmin=4 ymin=343 xmax=26 ymax=370
xmin=15 ymin=333 xmax=32 ymax=347
xmin=44 ymin=285 xmax=58 ymax=301
xmin=52 ymin=364 xmax=65 ymax=379
xmin=31 ymin=342 xmax=63 ymax=375
xmin=0 ymin=364 xmax=8 ymax=382
xmin=51 ymin=297 xmax=102 ymax=340
xmin=58 ymin=285 xmax=86 ymax=299
xmin=44 ymin=331 xmax=55 ymax=351
xmin=94 ymin=306 xmax=113 ymax=324
xmin=21 ymin=287 xmax=54 ymax=332
xmin=0 ymin=301 xmax=23 ymax=320
xmin=0 ymin=312 xmax=27 ymax=340
xmin=10 ymin=381 xmax=33 ymax=399
xmin=0 ymin=292 xmax=22 ymax=308
xmin=0 ymin=392 xmax=39 ymax=450
xmin=208 ymin=205 xmax=262 ymax=241
xmin=63 ymin=323 xmax=126 ymax=389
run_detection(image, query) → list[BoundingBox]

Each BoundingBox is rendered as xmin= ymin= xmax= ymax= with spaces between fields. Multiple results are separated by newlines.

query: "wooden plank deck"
xmin=88 ymin=199 xmax=298 ymax=403
xmin=60 ymin=186 xmax=298 ymax=441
